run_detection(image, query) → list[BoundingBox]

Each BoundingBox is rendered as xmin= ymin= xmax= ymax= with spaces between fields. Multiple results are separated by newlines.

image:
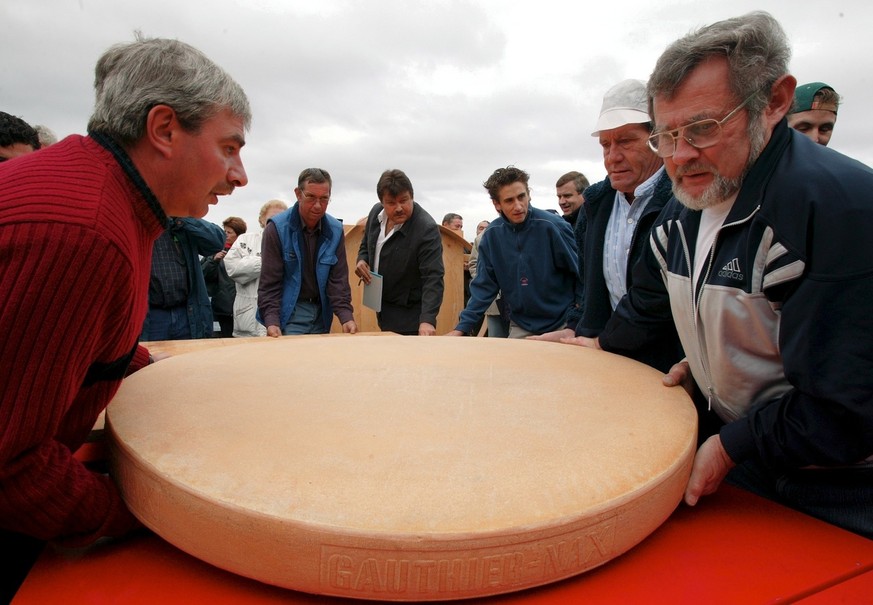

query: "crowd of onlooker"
xmin=1 ymin=11 xmax=870 ymax=603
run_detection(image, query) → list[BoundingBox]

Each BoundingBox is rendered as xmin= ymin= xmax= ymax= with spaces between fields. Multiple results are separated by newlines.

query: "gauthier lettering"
xmin=320 ymin=516 xmax=616 ymax=597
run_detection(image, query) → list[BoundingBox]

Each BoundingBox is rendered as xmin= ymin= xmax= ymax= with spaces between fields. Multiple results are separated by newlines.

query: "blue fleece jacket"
xmin=455 ymin=206 xmax=581 ymax=334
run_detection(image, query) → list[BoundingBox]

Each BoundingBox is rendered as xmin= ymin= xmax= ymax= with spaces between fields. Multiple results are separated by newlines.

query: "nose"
xmin=229 ymin=157 xmax=248 ymax=188
xmin=670 ymin=135 xmax=699 ymax=165
xmin=605 ymin=145 xmax=624 ymax=165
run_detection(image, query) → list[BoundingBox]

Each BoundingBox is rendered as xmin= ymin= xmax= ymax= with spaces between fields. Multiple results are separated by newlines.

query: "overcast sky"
xmin=3 ymin=0 xmax=869 ymax=241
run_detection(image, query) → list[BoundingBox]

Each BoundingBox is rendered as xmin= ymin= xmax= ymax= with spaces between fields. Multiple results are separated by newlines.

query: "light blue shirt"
xmin=602 ymin=166 xmax=665 ymax=309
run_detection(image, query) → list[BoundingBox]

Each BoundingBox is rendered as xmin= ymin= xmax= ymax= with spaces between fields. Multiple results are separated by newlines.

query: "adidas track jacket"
xmin=599 ymin=120 xmax=873 ymax=472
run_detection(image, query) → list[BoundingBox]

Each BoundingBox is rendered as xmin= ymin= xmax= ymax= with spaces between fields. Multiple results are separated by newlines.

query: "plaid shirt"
xmin=148 ymin=229 xmax=189 ymax=308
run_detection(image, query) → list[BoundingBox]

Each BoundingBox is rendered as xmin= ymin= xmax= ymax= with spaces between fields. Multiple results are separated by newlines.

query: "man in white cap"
xmin=534 ymin=79 xmax=682 ymax=373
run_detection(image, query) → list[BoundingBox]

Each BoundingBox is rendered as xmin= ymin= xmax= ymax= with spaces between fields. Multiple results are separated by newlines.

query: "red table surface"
xmin=13 ymin=485 xmax=873 ymax=604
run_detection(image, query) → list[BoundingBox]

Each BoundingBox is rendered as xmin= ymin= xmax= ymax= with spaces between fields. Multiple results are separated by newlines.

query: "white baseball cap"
xmin=592 ymin=79 xmax=651 ymax=136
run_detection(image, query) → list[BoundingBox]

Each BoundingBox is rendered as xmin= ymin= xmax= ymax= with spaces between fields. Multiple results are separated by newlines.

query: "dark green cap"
xmin=791 ymin=82 xmax=838 ymax=114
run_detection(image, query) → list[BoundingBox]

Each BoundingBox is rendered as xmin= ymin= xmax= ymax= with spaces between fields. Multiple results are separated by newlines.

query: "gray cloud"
xmin=2 ymin=0 xmax=869 ymax=240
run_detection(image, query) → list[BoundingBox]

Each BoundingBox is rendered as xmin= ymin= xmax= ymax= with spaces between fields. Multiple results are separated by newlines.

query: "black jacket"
xmin=601 ymin=121 xmax=873 ymax=470
xmin=576 ymin=169 xmax=682 ymax=372
xmin=357 ymin=202 xmax=444 ymax=334
xmin=202 ymin=250 xmax=235 ymax=317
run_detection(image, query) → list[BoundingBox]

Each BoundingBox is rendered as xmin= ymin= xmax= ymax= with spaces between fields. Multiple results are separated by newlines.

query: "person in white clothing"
xmin=224 ymin=199 xmax=288 ymax=336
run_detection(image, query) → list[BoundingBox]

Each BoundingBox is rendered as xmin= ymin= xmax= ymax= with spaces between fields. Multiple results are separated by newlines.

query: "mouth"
xmin=676 ymin=166 xmax=714 ymax=187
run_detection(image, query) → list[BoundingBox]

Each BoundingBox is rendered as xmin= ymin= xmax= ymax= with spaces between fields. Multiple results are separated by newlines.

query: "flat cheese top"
xmin=109 ymin=336 xmax=696 ymax=537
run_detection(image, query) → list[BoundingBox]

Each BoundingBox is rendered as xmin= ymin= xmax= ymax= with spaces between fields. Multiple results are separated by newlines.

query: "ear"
xmin=763 ymin=74 xmax=797 ymax=128
xmin=144 ymin=104 xmax=181 ymax=159
xmin=491 ymin=199 xmax=501 ymax=214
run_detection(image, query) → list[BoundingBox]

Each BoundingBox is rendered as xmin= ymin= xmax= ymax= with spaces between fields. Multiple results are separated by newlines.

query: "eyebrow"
xmin=655 ymin=112 xmax=711 ymax=132
xmin=226 ymin=134 xmax=246 ymax=149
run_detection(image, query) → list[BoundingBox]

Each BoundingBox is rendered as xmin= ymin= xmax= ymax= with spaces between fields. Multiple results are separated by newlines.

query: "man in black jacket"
xmin=355 ymin=169 xmax=444 ymax=335
xmin=578 ymin=12 xmax=873 ymax=539
xmin=534 ymin=79 xmax=682 ymax=373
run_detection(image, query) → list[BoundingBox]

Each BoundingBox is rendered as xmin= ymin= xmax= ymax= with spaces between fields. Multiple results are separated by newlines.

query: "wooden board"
xmin=107 ymin=336 xmax=697 ymax=601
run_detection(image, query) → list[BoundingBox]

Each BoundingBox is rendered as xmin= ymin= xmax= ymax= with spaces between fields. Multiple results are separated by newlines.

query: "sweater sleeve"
xmin=257 ymin=222 xmax=285 ymax=329
xmin=327 ymin=229 xmax=355 ymax=324
xmin=553 ymin=218 xmax=583 ymax=328
xmin=0 ymin=223 xmax=142 ymax=544
xmin=455 ymin=234 xmax=500 ymax=333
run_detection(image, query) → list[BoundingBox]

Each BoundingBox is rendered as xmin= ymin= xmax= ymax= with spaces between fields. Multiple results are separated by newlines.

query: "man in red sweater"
xmin=0 ymin=35 xmax=250 ymax=599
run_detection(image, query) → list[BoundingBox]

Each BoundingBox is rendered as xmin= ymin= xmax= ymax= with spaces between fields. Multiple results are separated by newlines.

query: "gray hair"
xmin=34 ymin=125 xmax=58 ymax=147
xmin=87 ymin=34 xmax=251 ymax=144
xmin=647 ymin=11 xmax=791 ymax=126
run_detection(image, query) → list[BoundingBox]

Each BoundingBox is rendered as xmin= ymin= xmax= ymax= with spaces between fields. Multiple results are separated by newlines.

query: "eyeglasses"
xmin=301 ymin=192 xmax=330 ymax=205
xmin=647 ymin=94 xmax=755 ymax=158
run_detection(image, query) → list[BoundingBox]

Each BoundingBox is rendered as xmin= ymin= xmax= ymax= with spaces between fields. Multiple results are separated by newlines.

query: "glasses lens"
xmin=685 ymin=119 xmax=721 ymax=148
xmin=303 ymin=193 xmax=330 ymax=204
xmin=648 ymin=134 xmax=672 ymax=157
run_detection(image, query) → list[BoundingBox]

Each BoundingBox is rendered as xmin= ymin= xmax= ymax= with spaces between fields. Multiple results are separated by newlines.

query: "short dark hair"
xmin=555 ymin=171 xmax=590 ymax=194
xmin=297 ymin=167 xmax=332 ymax=190
xmin=222 ymin=216 xmax=247 ymax=236
xmin=0 ymin=112 xmax=40 ymax=150
xmin=442 ymin=213 xmax=462 ymax=225
xmin=376 ymin=169 xmax=413 ymax=200
xmin=483 ymin=166 xmax=529 ymax=201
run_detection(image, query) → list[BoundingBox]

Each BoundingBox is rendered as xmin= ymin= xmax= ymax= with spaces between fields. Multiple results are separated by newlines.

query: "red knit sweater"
xmin=0 ymin=135 xmax=164 ymax=545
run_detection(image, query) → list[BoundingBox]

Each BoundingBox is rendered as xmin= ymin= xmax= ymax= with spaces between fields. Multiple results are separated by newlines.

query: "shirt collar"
xmin=633 ymin=165 xmax=665 ymax=199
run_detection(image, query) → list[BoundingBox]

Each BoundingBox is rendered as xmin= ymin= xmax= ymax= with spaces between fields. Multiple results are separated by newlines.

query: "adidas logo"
xmin=722 ymin=258 xmax=740 ymax=272
xmin=718 ymin=257 xmax=744 ymax=280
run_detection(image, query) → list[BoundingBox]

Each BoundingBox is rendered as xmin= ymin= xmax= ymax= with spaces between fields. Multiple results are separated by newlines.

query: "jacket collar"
xmin=727 ymin=118 xmax=791 ymax=223
xmin=89 ymin=130 xmax=168 ymax=233
xmin=503 ymin=206 xmax=533 ymax=231
xmin=288 ymin=201 xmax=328 ymax=234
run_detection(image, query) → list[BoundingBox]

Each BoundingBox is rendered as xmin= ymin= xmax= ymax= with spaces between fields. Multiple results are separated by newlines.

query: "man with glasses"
xmin=259 ymin=167 xmax=357 ymax=336
xmin=534 ymin=80 xmax=681 ymax=373
xmin=577 ymin=12 xmax=873 ymax=539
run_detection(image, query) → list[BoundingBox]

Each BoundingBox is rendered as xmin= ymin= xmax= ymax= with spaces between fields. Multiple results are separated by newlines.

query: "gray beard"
xmin=674 ymin=172 xmax=744 ymax=211
xmin=674 ymin=120 xmax=767 ymax=211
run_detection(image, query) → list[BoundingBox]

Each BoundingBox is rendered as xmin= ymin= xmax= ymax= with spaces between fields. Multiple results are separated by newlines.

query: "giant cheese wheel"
xmin=108 ymin=335 xmax=696 ymax=601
